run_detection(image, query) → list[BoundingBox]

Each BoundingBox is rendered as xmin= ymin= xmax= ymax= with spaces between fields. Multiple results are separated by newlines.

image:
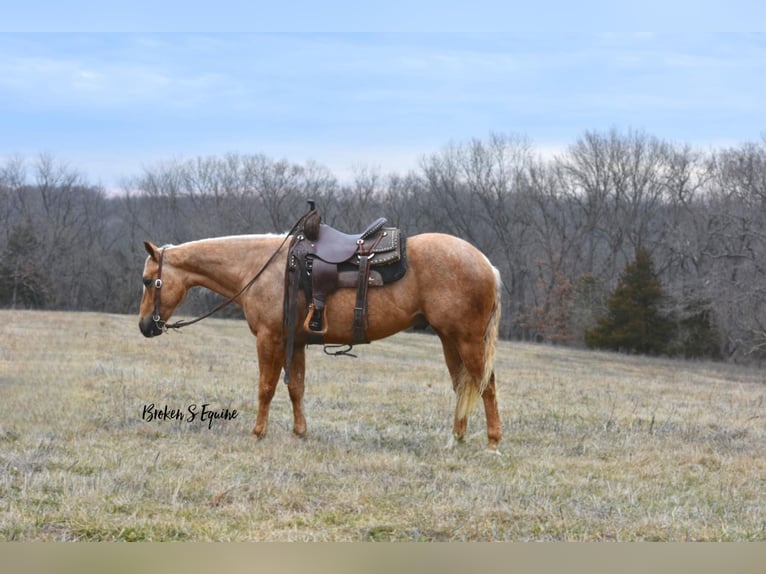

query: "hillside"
xmin=1 ymin=310 xmax=764 ymax=541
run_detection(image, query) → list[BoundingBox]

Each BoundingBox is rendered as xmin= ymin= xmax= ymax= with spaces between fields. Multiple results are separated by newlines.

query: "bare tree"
xmin=7 ymin=134 xmax=766 ymax=362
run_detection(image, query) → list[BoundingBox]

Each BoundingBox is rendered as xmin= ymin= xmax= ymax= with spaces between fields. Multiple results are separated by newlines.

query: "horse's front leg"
xmin=252 ymin=334 xmax=284 ymax=439
xmin=287 ymin=345 xmax=307 ymax=438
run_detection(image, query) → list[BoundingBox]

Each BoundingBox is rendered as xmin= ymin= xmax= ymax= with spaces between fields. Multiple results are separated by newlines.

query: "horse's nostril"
xmin=139 ymin=317 xmax=161 ymax=338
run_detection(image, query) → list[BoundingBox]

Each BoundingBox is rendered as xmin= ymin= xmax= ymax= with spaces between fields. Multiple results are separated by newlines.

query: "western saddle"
xmin=282 ymin=203 xmax=407 ymax=382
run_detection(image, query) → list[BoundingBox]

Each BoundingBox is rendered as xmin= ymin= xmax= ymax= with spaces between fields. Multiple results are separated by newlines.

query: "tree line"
xmin=2 ymin=129 xmax=766 ymax=361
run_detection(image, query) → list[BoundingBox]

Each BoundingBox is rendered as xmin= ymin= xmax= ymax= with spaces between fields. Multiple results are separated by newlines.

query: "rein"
xmin=151 ymin=209 xmax=313 ymax=333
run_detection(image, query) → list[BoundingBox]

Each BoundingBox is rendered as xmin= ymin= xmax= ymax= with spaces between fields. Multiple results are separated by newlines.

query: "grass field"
xmin=1 ymin=310 xmax=764 ymax=541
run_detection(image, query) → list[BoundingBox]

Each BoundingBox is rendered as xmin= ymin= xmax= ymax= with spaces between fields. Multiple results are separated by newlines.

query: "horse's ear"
xmin=144 ymin=241 xmax=159 ymax=261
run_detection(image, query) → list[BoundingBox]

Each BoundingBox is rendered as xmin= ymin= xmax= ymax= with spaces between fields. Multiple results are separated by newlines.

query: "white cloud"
xmin=0 ymin=45 xmax=231 ymax=112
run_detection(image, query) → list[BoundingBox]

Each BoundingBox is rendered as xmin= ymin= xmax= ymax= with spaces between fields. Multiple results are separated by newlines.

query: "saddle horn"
xmin=302 ymin=201 xmax=321 ymax=241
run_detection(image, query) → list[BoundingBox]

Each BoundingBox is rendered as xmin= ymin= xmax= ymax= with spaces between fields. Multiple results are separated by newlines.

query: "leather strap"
xmin=359 ymin=216 xmax=387 ymax=239
xmin=152 ymin=248 xmax=166 ymax=328
xmin=352 ymin=253 xmax=371 ymax=344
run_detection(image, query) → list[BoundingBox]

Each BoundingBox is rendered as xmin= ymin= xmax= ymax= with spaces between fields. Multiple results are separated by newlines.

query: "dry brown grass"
xmin=1 ymin=310 xmax=764 ymax=541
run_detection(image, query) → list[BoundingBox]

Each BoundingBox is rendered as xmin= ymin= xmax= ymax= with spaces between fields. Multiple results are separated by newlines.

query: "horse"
xmin=138 ymin=231 xmax=503 ymax=451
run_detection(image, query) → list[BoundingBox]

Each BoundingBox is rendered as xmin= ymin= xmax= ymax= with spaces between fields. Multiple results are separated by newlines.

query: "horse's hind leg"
xmin=441 ymin=335 xmax=502 ymax=452
xmin=481 ymin=371 xmax=501 ymax=452
xmin=439 ymin=337 xmax=469 ymax=445
xmin=457 ymin=338 xmax=502 ymax=452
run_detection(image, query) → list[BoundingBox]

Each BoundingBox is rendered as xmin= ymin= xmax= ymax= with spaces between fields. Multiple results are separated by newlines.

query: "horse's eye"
xmin=143 ymin=278 xmax=153 ymax=288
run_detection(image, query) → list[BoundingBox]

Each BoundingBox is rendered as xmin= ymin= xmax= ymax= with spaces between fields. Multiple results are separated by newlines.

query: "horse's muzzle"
xmin=139 ymin=316 xmax=164 ymax=338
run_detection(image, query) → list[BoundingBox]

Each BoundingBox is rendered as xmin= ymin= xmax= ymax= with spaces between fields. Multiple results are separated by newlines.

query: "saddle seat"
xmin=311 ymin=217 xmax=388 ymax=264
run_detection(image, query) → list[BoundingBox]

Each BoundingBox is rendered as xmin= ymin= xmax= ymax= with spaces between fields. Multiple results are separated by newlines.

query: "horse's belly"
xmin=320 ymin=281 xmax=420 ymax=343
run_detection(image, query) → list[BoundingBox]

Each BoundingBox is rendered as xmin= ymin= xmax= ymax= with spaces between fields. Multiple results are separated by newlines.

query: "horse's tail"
xmin=456 ymin=265 xmax=502 ymax=420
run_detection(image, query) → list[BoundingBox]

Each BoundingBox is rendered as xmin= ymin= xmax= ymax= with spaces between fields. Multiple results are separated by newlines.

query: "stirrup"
xmin=303 ymin=303 xmax=328 ymax=335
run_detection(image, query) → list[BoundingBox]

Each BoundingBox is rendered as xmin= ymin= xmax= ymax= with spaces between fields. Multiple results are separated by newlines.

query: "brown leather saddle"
xmin=282 ymin=206 xmax=407 ymax=382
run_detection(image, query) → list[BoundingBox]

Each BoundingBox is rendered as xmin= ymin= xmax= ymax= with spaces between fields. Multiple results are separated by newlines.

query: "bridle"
xmin=145 ymin=204 xmax=315 ymax=334
xmin=148 ymin=239 xmax=288 ymax=334
xmin=149 ymin=247 xmax=168 ymax=333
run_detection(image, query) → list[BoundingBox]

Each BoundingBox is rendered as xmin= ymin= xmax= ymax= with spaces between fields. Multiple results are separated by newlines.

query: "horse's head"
xmin=138 ymin=241 xmax=188 ymax=337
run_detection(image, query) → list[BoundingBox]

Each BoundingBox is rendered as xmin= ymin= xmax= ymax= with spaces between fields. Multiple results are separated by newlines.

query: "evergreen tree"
xmin=585 ymin=248 xmax=674 ymax=355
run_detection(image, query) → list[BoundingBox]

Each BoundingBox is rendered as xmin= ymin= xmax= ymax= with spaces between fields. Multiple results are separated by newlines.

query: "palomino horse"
xmin=138 ymin=232 xmax=502 ymax=451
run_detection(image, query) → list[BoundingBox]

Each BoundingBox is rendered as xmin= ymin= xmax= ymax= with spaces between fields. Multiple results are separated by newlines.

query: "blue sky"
xmin=1 ymin=27 xmax=765 ymax=189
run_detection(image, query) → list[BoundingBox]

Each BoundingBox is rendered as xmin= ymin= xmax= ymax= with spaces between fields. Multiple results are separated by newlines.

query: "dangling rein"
xmin=154 ymin=209 xmax=314 ymax=333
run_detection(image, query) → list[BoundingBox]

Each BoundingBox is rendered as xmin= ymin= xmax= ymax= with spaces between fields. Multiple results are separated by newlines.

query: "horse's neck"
xmin=171 ymin=235 xmax=284 ymax=298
